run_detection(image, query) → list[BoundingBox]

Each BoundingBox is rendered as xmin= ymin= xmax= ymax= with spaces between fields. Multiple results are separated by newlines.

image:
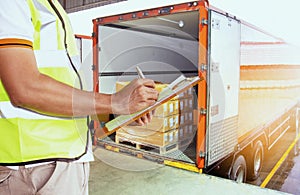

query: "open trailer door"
xmin=204 ymin=9 xmax=241 ymax=168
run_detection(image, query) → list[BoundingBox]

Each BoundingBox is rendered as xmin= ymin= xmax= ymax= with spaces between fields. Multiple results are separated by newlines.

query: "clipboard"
xmin=97 ymin=75 xmax=201 ymax=139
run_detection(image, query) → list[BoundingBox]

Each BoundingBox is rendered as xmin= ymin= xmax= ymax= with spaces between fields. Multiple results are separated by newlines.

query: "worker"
xmin=0 ymin=0 xmax=158 ymax=194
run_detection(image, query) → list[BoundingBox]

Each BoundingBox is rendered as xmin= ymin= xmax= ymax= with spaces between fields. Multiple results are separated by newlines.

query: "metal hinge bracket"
xmin=201 ymin=18 xmax=208 ymax=26
xmin=92 ymin=65 xmax=96 ymax=71
xmin=200 ymin=108 xmax=207 ymax=115
xmin=199 ymin=151 xmax=206 ymax=158
xmin=200 ymin=64 xmax=207 ymax=72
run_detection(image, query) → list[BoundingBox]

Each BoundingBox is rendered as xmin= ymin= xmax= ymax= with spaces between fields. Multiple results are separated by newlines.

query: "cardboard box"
xmin=178 ymin=87 xmax=195 ymax=98
xmin=116 ymin=81 xmax=178 ymax=109
xmin=179 ymin=96 xmax=195 ymax=112
xmin=179 ymin=124 xmax=196 ymax=139
xmin=115 ymin=81 xmax=182 ymax=132
xmin=180 ymin=111 xmax=194 ymax=126
xmin=134 ymin=115 xmax=179 ymax=132
xmin=116 ymin=81 xmax=169 ymax=93
xmin=154 ymin=100 xmax=179 ymax=117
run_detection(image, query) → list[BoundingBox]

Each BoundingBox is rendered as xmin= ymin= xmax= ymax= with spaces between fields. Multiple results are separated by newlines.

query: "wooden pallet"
xmin=115 ymin=135 xmax=179 ymax=155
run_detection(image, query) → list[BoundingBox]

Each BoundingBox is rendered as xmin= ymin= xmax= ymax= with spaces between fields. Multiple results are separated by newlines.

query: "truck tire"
xmin=230 ymin=155 xmax=247 ymax=183
xmin=294 ymin=109 xmax=300 ymax=156
xmin=294 ymin=142 xmax=299 ymax=156
xmin=247 ymin=140 xmax=264 ymax=181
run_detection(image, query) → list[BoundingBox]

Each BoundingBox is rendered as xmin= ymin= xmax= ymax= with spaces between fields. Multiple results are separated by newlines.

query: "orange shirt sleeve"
xmin=0 ymin=38 xmax=33 ymax=49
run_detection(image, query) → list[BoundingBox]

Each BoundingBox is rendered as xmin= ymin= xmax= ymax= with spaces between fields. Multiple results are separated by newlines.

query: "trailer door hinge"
xmin=201 ymin=18 xmax=208 ymax=26
xmin=199 ymin=151 xmax=206 ymax=158
xmin=200 ymin=64 xmax=207 ymax=72
xmin=200 ymin=108 xmax=207 ymax=115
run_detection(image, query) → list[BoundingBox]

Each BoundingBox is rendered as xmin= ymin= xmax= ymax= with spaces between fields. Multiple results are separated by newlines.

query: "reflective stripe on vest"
xmin=0 ymin=0 xmax=88 ymax=165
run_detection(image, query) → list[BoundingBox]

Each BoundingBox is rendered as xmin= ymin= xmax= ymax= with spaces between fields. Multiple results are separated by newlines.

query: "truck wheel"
xmin=294 ymin=140 xmax=300 ymax=156
xmin=247 ymin=140 xmax=264 ymax=181
xmin=230 ymin=155 xmax=247 ymax=183
xmin=294 ymin=109 xmax=300 ymax=156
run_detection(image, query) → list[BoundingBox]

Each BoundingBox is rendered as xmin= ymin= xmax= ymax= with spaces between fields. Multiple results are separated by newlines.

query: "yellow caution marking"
xmin=105 ymin=145 xmax=119 ymax=152
xmin=261 ymin=134 xmax=300 ymax=188
xmin=164 ymin=160 xmax=202 ymax=173
xmin=105 ymin=145 xmax=112 ymax=150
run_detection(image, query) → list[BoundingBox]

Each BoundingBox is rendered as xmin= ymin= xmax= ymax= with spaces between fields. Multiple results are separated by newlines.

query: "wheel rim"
xmin=235 ymin=166 xmax=245 ymax=183
xmin=254 ymin=149 xmax=262 ymax=173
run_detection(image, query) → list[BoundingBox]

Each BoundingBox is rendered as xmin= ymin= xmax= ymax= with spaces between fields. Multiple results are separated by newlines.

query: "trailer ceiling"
xmin=58 ymin=0 xmax=126 ymax=13
xmin=104 ymin=11 xmax=199 ymax=41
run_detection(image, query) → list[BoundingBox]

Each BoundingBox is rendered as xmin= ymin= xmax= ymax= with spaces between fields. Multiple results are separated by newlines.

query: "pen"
xmin=136 ymin=66 xmax=145 ymax=79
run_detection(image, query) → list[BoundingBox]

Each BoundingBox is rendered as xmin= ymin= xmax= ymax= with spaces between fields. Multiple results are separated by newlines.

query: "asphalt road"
xmin=248 ymin=129 xmax=300 ymax=194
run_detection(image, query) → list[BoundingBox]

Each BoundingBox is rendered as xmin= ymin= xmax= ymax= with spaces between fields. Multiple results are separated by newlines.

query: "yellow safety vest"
xmin=0 ymin=0 xmax=88 ymax=165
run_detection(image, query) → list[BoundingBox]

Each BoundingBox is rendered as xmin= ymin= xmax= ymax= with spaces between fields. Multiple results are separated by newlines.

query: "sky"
xmin=69 ymin=0 xmax=300 ymax=47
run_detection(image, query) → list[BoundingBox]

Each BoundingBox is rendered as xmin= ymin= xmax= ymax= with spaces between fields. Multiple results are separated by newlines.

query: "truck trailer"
xmin=90 ymin=0 xmax=300 ymax=183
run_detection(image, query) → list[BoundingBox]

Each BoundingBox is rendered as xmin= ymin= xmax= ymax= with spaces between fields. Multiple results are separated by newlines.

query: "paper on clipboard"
xmin=105 ymin=75 xmax=200 ymax=132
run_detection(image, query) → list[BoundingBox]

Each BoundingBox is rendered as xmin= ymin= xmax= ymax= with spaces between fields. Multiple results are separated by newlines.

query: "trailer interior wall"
xmin=97 ymin=11 xmax=199 ymax=94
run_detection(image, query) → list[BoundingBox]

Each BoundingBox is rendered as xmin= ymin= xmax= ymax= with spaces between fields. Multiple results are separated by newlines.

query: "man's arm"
xmin=0 ymin=47 xmax=158 ymax=117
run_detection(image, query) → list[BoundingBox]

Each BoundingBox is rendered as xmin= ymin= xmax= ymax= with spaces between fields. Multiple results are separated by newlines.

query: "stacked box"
xmin=179 ymin=112 xmax=194 ymax=126
xmin=179 ymin=97 xmax=194 ymax=112
xmin=115 ymin=81 xmax=168 ymax=93
xmin=115 ymin=81 xmax=197 ymax=150
xmin=178 ymin=92 xmax=197 ymax=149
xmin=178 ymin=124 xmax=196 ymax=149
xmin=178 ymin=87 xmax=194 ymax=98
xmin=179 ymin=124 xmax=195 ymax=139
xmin=115 ymin=81 xmax=180 ymax=148
xmin=138 ymin=114 xmax=180 ymax=132
xmin=179 ymin=95 xmax=195 ymax=125
xmin=154 ymin=100 xmax=179 ymax=117
xmin=116 ymin=81 xmax=178 ymax=100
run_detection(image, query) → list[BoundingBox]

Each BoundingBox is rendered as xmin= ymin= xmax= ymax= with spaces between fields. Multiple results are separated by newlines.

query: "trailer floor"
xmin=88 ymin=147 xmax=288 ymax=195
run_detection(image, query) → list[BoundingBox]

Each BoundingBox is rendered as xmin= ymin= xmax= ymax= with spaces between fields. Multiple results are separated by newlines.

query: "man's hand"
xmin=134 ymin=110 xmax=155 ymax=126
xmin=112 ymin=78 xmax=158 ymax=115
